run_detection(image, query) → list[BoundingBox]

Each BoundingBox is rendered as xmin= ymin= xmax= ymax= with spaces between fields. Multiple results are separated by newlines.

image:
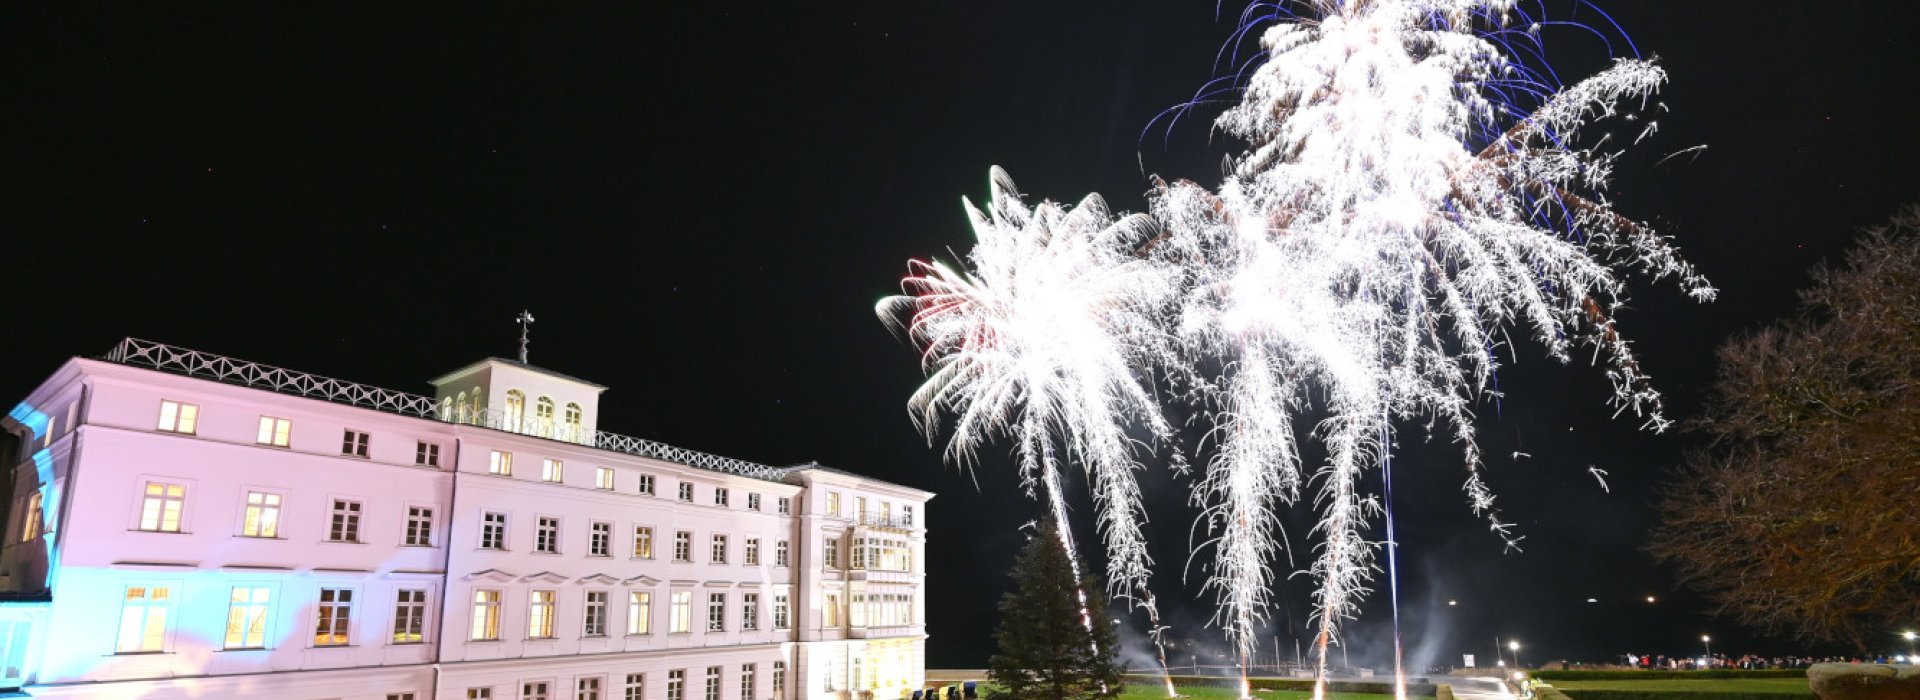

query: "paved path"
xmin=1443 ymin=676 xmax=1513 ymax=700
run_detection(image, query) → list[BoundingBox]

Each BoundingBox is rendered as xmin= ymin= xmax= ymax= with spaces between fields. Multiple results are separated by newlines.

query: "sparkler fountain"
xmin=883 ymin=2 xmax=1711 ymax=699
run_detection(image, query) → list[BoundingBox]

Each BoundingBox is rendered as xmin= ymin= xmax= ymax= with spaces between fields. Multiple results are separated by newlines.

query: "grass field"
xmin=1549 ymin=678 xmax=1812 ymax=695
xmin=1116 ymin=686 xmax=1392 ymax=700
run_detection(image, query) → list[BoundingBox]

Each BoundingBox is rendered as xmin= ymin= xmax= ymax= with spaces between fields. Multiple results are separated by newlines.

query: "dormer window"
xmin=535 ymin=396 xmax=555 ymax=437
xmin=504 ymin=390 xmax=526 ymax=430
xmin=564 ymin=402 xmax=584 ymax=441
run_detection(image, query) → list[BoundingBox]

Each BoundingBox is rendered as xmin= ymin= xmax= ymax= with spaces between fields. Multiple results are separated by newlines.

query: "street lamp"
xmin=1509 ymin=641 xmax=1522 ymax=670
xmin=1701 ymin=635 xmax=1712 ymax=665
xmin=1904 ymin=631 xmax=1916 ymax=660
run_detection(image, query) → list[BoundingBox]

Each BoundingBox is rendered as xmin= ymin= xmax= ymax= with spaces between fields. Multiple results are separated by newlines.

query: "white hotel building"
xmin=0 ymin=338 xmax=932 ymax=700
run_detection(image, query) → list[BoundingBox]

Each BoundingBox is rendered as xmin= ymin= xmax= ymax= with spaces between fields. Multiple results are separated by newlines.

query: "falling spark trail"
xmin=885 ymin=0 xmax=1712 ymax=691
xmin=1382 ymin=422 xmax=1407 ymax=700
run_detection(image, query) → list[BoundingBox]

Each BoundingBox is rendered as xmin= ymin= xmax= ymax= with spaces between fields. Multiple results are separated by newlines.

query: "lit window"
xmin=627 ymin=592 xmax=652 ymax=634
xmin=823 ymin=539 xmax=839 ymax=569
xmin=542 ymin=459 xmax=564 ymax=484
xmin=670 ymin=591 xmax=692 ymax=633
xmin=590 ymin=521 xmax=611 ymax=557
xmin=880 ymin=501 xmax=891 ymax=525
xmin=157 ymin=400 xmax=198 ymax=434
xmin=481 ymin=512 xmax=507 ymax=550
xmin=714 ymin=488 xmax=729 ymax=507
xmin=595 ymin=467 xmax=615 ymax=490
xmin=705 ymin=667 xmax=721 ymax=700
xmin=528 ymin=590 xmax=556 ymax=639
xmin=742 ymin=593 xmax=759 ymax=631
xmin=390 ymin=694 xmax=417 ymax=700
xmin=341 ymin=429 xmax=370 ymax=458
xmin=707 ymin=593 xmax=726 ymax=632
xmin=315 ymin=587 xmax=354 ymax=646
xmin=329 ymin=499 xmax=363 ymax=543
xmin=504 ymin=390 xmax=526 ymax=430
xmin=471 ymin=688 xmax=494 ymax=700
xmin=535 ymin=396 xmax=555 ymax=436
xmin=583 ymin=590 xmax=608 ymax=637
xmin=902 ymin=505 xmax=914 ymax=526
xmin=856 ymin=497 xmax=867 ymax=522
xmin=523 ymin=681 xmax=551 ymax=700
xmin=241 ymin=491 xmax=281 ymax=538
xmin=578 ymin=676 xmax=603 ymax=700
xmin=257 ymin=416 xmax=292 ymax=447
xmin=775 ymin=540 xmax=789 ymax=567
xmin=673 ymin=531 xmax=691 ymax=562
xmin=668 ymin=670 xmax=686 ymax=700
xmin=117 ymin=585 xmax=172 ymax=653
xmin=138 ymin=481 xmax=186 ymax=532
xmin=489 ymin=450 xmax=513 ymax=476
xmin=536 ymin=517 xmax=560 ymax=554
xmin=710 ymin=534 xmax=727 ymax=564
xmin=824 ymin=593 xmax=840 ymax=628
xmin=638 ymin=474 xmax=655 ymax=495
xmin=745 ymin=538 xmax=760 ymax=566
xmin=404 ymin=506 xmax=434 ymax=546
xmin=224 ymin=586 xmax=272 ymax=649
xmin=773 ymin=594 xmax=789 ymax=629
xmin=471 ymin=590 xmax=501 ymax=640
xmin=773 ymin=661 xmax=786 ymax=700
xmin=748 ymin=493 xmax=761 ymax=511
xmin=678 ymin=483 xmax=693 ymax=502
xmin=393 ymin=589 xmax=427 ymax=643
xmin=625 ymin=674 xmax=645 ymax=700
xmin=564 ymin=403 xmax=584 ymax=440
xmin=633 ymin=526 xmax=654 ymax=559
xmin=826 ymin=492 xmax=840 ymax=517
xmin=777 ymin=497 xmax=790 ymax=515
xmin=741 ymin=664 xmax=757 ymax=700
xmin=416 ymin=441 xmax=440 ymax=467
xmin=19 ymin=491 xmax=43 ymax=542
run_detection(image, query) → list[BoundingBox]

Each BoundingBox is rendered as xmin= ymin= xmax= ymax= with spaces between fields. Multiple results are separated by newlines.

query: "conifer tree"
xmin=988 ymin=520 xmax=1122 ymax=700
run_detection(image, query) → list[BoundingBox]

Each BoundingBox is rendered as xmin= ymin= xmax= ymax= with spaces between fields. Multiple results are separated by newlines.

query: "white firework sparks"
xmin=877 ymin=167 xmax=1181 ymax=689
xmin=883 ymin=1 xmax=1712 ymax=697
xmin=1152 ymin=0 xmax=1712 ymax=690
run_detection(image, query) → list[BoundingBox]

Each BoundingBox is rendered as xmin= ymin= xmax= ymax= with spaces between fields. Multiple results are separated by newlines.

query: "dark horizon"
xmin=4 ymin=1 xmax=1918 ymax=669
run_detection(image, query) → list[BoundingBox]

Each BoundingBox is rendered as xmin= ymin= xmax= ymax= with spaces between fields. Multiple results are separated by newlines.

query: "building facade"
xmin=0 ymin=338 xmax=931 ymax=700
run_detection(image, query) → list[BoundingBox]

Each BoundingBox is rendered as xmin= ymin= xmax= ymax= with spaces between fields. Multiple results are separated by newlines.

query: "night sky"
xmin=4 ymin=1 xmax=1918 ymax=670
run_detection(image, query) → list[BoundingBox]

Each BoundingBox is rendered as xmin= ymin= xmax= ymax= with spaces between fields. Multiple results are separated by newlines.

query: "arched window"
xmin=563 ymin=403 xmax=583 ymax=441
xmin=535 ymin=397 xmax=556 ymax=437
xmin=456 ymin=392 xmax=470 ymax=423
xmin=505 ymin=390 xmax=525 ymax=431
xmin=440 ymin=397 xmax=452 ymax=421
xmin=471 ymin=387 xmax=484 ymax=424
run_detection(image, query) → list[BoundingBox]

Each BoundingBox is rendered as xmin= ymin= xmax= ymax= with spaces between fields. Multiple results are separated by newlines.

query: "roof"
xmin=780 ymin=461 xmax=937 ymax=500
xmin=428 ymin=357 xmax=608 ymax=390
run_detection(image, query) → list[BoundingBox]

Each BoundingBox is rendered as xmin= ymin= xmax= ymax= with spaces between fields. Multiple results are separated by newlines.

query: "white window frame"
xmin=583 ymin=589 xmax=609 ymax=637
xmin=595 ymin=467 xmax=616 ymax=490
xmin=157 ymin=400 xmax=198 ymax=435
xmin=677 ymin=482 xmax=693 ymax=502
xmin=240 ymin=489 xmax=282 ymax=538
xmin=392 ymin=587 xmax=429 ymax=644
xmin=481 ymin=511 xmax=509 ymax=550
xmin=341 ymin=429 xmax=370 ymax=458
xmin=471 ymin=589 xmax=502 ymax=641
xmin=416 ymin=441 xmax=441 ymax=467
xmin=638 ymin=474 xmax=655 ymax=495
xmin=742 ymin=593 xmax=759 ymax=631
xmin=489 ymin=450 xmax=513 ymax=476
xmin=223 ymin=583 xmax=275 ymax=650
xmin=527 ymin=589 xmax=556 ymax=639
xmin=541 ymin=459 xmax=564 ymax=484
xmin=669 ymin=590 xmax=692 ymax=634
xmin=713 ymin=488 xmax=729 ymax=507
xmin=627 ymin=591 xmax=652 ymax=635
xmin=706 ymin=592 xmax=725 ymax=632
xmin=314 ymin=586 xmax=355 ymax=647
xmin=673 ymin=531 xmax=692 ymax=562
xmin=404 ymin=505 xmax=435 ymax=547
xmin=535 ymin=516 xmax=561 ymax=554
xmin=589 ymin=520 xmax=612 ymax=557
xmin=710 ymin=534 xmax=727 ymax=564
xmin=328 ymin=498 xmax=364 ymax=543
xmin=745 ymin=538 xmax=760 ymax=566
xmin=116 ymin=581 xmax=178 ymax=653
xmin=747 ymin=493 xmax=761 ymax=511
xmin=257 ymin=416 xmax=292 ymax=447
xmin=775 ymin=540 xmax=790 ymax=568
xmin=633 ymin=525 xmax=655 ymax=559
xmin=777 ymin=497 xmax=791 ymax=515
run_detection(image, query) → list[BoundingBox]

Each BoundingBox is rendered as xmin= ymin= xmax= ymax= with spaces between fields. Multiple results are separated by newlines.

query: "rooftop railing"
xmin=103 ymin=337 xmax=785 ymax=481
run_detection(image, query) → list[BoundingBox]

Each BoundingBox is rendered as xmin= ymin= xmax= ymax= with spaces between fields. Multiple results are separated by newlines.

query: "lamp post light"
xmin=1701 ymin=635 xmax=1712 ymax=666
xmin=1509 ymin=641 xmax=1522 ymax=670
xmin=1904 ymin=631 xmax=1916 ymax=661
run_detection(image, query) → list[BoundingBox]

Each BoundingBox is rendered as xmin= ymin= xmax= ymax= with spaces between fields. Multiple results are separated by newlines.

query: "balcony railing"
xmin=104 ymin=337 xmax=785 ymax=481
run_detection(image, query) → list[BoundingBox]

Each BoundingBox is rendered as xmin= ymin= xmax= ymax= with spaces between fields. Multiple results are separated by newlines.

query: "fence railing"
xmin=104 ymin=338 xmax=785 ymax=481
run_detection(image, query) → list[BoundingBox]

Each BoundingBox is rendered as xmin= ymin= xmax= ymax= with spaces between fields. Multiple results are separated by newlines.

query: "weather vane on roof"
xmin=516 ymin=310 xmax=535 ymax=363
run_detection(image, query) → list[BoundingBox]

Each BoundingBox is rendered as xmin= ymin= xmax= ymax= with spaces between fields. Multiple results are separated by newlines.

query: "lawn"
xmin=1549 ymin=678 xmax=1812 ymax=695
xmin=1117 ymin=686 xmax=1392 ymax=700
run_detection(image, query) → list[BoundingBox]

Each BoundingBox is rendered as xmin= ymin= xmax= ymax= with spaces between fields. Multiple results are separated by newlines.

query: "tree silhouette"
xmin=988 ymin=520 xmax=1122 ymax=700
